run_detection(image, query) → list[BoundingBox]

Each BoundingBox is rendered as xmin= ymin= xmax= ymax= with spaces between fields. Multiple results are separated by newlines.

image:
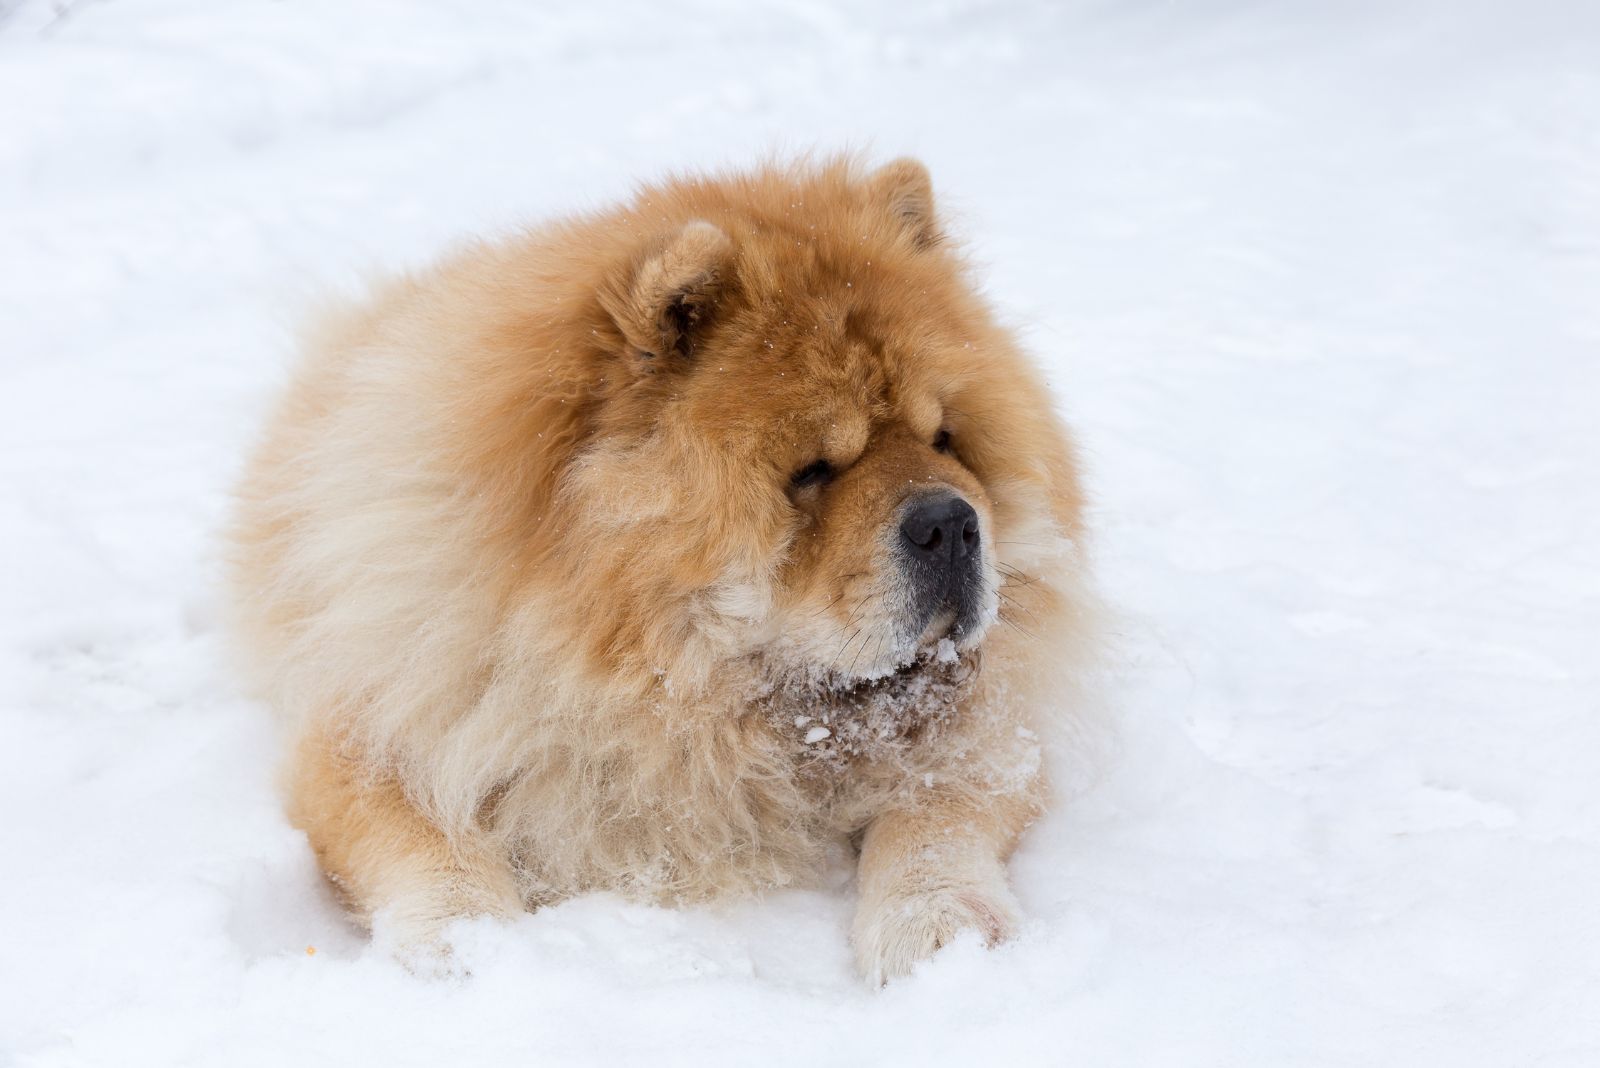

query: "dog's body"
xmin=228 ymin=158 xmax=1092 ymax=981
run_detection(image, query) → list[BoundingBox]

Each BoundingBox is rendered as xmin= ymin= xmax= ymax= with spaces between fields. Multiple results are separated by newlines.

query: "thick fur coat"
xmin=228 ymin=157 xmax=1093 ymax=981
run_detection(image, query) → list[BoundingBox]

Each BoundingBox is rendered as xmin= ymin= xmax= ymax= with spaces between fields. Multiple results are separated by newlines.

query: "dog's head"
xmin=497 ymin=160 xmax=1082 ymax=696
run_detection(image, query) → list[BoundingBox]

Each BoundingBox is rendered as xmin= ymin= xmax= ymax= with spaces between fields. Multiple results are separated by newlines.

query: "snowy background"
xmin=3 ymin=0 xmax=1598 ymax=1064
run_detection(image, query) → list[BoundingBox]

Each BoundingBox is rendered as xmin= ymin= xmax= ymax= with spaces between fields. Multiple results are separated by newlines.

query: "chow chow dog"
xmin=228 ymin=156 xmax=1092 ymax=982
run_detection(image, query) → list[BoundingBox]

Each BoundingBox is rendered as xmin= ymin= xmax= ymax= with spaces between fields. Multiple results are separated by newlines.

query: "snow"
xmin=3 ymin=0 xmax=1598 ymax=1064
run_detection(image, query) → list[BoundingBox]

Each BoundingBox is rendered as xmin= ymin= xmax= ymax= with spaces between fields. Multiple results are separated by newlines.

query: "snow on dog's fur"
xmin=227 ymin=156 xmax=1096 ymax=981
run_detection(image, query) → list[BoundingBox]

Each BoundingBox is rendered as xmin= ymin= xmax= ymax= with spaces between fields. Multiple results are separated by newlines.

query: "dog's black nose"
xmin=899 ymin=493 xmax=980 ymax=569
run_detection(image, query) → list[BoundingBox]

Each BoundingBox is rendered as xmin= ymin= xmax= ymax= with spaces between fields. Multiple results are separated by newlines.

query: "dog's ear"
xmin=868 ymin=157 xmax=941 ymax=249
xmin=603 ymin=220 xmax=732 ymax=363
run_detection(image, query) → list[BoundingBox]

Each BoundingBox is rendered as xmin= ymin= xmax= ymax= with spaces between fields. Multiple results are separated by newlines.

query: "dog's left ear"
xmin=603 ymin=220 xmax=732 ymax=362
xmin=868 ymin=157 xmax=941 ymax=249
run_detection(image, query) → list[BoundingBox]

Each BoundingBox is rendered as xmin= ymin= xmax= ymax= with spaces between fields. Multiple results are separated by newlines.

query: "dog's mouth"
xmin=840 ymin=643 xmax=974 ymax=700
xmin=821 ymin=604 xmax=989 ymax=690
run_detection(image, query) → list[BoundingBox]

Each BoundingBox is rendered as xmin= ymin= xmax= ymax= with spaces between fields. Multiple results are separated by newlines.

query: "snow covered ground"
xmin=3 ymin=0 xmax=1598 ymax=1063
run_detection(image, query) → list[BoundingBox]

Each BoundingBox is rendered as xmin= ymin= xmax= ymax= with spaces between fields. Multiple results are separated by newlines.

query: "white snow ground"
xmin=3 ymin=0 xmax=1598 ymax=1064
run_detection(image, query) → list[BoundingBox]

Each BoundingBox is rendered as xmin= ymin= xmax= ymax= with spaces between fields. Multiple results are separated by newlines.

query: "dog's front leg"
xmin=851 ymin=790 xmax=1036 ymax=984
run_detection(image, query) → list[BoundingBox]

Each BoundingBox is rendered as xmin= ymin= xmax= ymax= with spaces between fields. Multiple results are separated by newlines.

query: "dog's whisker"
xmin=841 ymin=594 xmax=877 ymax=632
xmin=845 ymin=627 xmax=877 ymax=678
xmin=836 ymin=626 xmax=873 ymax=673
xmin=997 ymin=591 xmax=1040 ymax=619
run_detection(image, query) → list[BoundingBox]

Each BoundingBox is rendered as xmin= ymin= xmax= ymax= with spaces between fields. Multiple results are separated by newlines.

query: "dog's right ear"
xmin=868 ymin=157 xmax=941 ymax=249
xmin=601 ymin=220 xmax=733 ymax=364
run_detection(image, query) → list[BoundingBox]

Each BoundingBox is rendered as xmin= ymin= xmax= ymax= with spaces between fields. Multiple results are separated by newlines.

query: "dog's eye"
xmin=790 ymin=459 xmax=834 ymax=489
xmin=932 ymin=428 xmax=953 ymax=453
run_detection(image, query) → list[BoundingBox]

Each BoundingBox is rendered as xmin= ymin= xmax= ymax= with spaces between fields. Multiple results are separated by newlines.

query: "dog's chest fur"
xmin=754 ymin=654 xmax=977 ymax=777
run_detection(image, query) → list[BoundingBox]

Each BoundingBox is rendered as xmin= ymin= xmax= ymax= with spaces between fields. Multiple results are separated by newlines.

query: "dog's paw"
xmin=852 ymin=883 xmax=1020 ymax=984
xmin=370 ymin=904 xmax=465 ymax=977
xmin=369 ymin=888 xmax=517 ymax=979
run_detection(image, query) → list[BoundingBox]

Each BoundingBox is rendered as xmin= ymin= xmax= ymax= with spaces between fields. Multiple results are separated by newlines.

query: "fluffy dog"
xmin=228 ymin=156 xmax=1092 ymax=982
